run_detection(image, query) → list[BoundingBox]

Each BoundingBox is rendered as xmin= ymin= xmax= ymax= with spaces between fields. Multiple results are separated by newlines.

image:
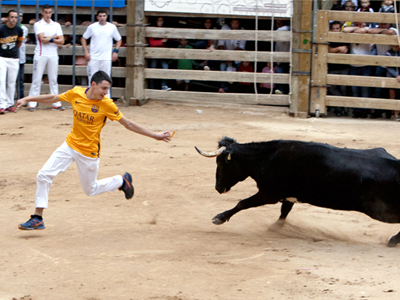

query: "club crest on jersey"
xmin=91 ymin=105 xmax=99 ymax=113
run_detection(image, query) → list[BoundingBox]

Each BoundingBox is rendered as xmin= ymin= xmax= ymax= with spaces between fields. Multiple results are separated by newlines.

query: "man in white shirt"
xmin=81 ymin=9 xmax=122 ymax=98
xmin=28 ymin=4 xmax=64 ymax=112
xmin=18 ymin=11 xmax=29 ymax=100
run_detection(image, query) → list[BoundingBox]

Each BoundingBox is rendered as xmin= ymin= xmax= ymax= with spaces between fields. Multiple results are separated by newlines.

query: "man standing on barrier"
xmin=81 ymin=9 xmax=122 ymax=99
xmin=28 ymin=4 xmax=64 ymax=112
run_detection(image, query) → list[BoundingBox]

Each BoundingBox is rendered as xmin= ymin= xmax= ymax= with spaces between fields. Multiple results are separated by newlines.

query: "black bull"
xmin=195 ymin=137 xmax=400 ymax=247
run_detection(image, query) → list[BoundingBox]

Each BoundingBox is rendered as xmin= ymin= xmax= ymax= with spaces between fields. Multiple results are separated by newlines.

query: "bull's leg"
xmin=387 ymin=231 xmax=400 ymax=247
xmin=278 ymin=199 xmax=294 ymax=220
xmin=212 ymin=192 xmax=279 ymax=225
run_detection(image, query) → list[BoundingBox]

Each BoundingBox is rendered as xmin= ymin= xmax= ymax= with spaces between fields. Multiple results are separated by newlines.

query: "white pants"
xmin=36 ymin=142 xmax=124 ymax=209
xmin=0 ymin=56 xmax=19 ymax=109
xmin=87 ymin=59 xmax=112 ymax=98
xmin=29 ymin=55 xmax=62 ymax=108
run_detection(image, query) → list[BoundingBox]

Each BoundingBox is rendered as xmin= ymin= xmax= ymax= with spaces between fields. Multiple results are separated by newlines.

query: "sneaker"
xmin=119 ymin=172 xmax=134 ymax=199
xmin=161 ymin=85 xmax=171 ymax=91
xmin=18 ymin=215 xmax=45 ymax=230
xmin=28 ymin=107 xmax=35 ymax=112
xmin=275 ymin=89 xmax=283 ymax=94
xmin=5 ymin=106 xmax=17 ymax=113
xmin=52 ymin=106 xmax=65 ymax=111
xmin=0 ymin=108 xmax=5 ymax=114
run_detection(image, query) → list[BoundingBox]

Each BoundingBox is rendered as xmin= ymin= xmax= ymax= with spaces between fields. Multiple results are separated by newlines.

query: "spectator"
xmin=237 ymin=61 xmax=254 ymax=93
xmin=148 ymin=17 xmax=171 ymax=91
xmin=328 ymin=21 xmax=349 ymax=116
xmin=317 ymin=0 xmax=334 ymax=10
xmin=217 ymin=19 xmax=246 ymax=71
xmin=18 ymin=11 xmax=29 ymax=100
xmin=0 ymin=10 xmax=23 ymax=114
xmin=343 ymin=21 xmax=371 ymax=118
xmin=81 ymin=9 xmax=122 ymax=98
xmin=341 ymin=0 xmax=358 ymax=9
xmin=368 ymin=13 xmax=397 ymax=118
xmin=274 ymin=19 xmax=290 ymax=94
xmin=341 ymin=1 xmax=357 ymax=30
xmin=28 ymin=4 xmax=64 ymax=112
xmin=175 ymin=38 xmax=200 ymax=91
xmin=218 ymin=62 xmax=237 ymax=93
xmin=386 ymin=44 xmax=400 ymax=120
xmin=259 ymin=62 xmax=277 ymax=94
xmin=357 ymin=0 xmax=375 ymax=28
xmin=195 ymin=18 xmax=218 ymax=70
xmin=379 ymin=0 xmax=395 ymax=13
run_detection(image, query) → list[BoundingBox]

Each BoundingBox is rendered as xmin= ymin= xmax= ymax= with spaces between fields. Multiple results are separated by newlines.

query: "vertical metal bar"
xmin=312 ymin=0 xmax=318 ymax=43
xmin=36 ymin=0 xmax=39 ymax=22
xmin=109 ymin=0 xmax=113 ymax=98
xmin=91 ymin=0 xmax=95 ymax=23
xmin=72 ymin=0 xmax=77 ymax=87
xmin=17 ymin=0 xmax=21 ymax=100
xmin=54 ymin=0 xmax=58 ymax=22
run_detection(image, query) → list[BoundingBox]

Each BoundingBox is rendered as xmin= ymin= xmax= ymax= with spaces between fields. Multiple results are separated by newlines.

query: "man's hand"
xmin=112 ymin=52 xmax=118 ymax=62
xmin=154 ymin=131 xmax=172 ymax=142
xmin=15 ymin=98 xmax=27 ymax=109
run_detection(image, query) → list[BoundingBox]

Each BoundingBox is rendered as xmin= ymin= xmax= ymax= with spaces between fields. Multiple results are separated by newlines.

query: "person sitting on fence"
xmin=148 ymin=16 xmax=171 ymax=91
xmin=175 ymin=38 xmax=201 ymax=91
xmin=367 ymin=13 xmax=397 ymax=119
xmin=274 ymin=19 xmax=290 ymax=95
xmin=386 ymin=44 xmax=400 ymax=120
xmin=259 ymin=62 xmax=277 ymax=94
xmin=216 ymin=19 xmax=246 ymax=72
xmin=328 ymin=21 xmax=349 ymax=117
xmin=343 ymin=21 xmax=372 ymax=118
xmin=237 ymin=61 xmax=254 ymax=94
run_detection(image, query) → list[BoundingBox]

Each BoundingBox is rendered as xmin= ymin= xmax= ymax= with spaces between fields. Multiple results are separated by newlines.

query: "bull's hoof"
xmin=387 ymin=236 xmax=399 ymax=247
xmin=212 ymin=215 xmax=226 ymax=225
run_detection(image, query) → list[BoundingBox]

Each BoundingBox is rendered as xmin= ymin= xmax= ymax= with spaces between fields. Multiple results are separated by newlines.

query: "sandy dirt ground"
xmin=1 ymin=101 xmax=400 ymax=300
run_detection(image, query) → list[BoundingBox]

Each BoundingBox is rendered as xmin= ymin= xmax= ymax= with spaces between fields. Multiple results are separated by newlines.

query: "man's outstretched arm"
xmin=118 ymin=116 xmax=171 ymax=142
xmin=15 ymin=94 xmax=61 ymax=109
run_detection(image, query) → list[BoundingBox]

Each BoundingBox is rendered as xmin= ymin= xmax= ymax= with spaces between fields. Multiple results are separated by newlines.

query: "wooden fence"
xmin=311 ymin=10 xmax=400 ymax=115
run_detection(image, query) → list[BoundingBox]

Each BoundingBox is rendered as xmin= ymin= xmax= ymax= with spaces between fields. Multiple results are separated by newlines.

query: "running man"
xmin=16 ymin=71 xmax=172 ymax=230
xmin=81 ymin=9 xmax=122 ymax=98
xmin=0 ymin=10 xmax=23 ymax=114
xmin=28 ymin=4 xmax=64 ymax=112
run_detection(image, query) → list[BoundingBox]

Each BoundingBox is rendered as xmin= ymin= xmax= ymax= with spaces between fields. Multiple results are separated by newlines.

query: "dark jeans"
xmin=18 ymin=63 xmax=25 ymax=99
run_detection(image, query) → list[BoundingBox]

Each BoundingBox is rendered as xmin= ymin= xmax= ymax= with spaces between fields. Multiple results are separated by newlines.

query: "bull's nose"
xmin=216 ymin=186 xmax=228 ymax=194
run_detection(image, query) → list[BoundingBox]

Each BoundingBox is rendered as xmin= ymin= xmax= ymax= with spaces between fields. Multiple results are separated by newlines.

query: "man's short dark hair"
xmin=42 ymin=4 xmax=52 ymax=11
xmin=7 ymin=10 xmax=17 ymax=17
xmin=96 ymin=9 xmax=108 ymax=16
xmin=330 ymin=21 xmax=341 ymax=29
xmin=91 ymin=71 xmax=112 ymax=85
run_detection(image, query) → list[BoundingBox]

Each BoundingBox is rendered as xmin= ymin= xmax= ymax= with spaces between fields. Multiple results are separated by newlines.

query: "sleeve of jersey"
xmin=106 ymin=102 xmax=123 ymax=121
xmin=58 ymin=88 xmax=75 ymax=104
xmin=113 ymin=27 xmax=122 ymax=41
xmin=82 ymin=26 xmax=92 ymax=39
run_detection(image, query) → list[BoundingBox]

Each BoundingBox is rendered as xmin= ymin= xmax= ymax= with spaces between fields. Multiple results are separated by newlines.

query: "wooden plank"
xmin=145 ymin=27 xmax=291 ymax=41
xmin=125 ymin=0 xmax=136 ymax=103
xmin=144 ymin=48 xmax=290 ymax=62
xmin=292 ymin=0 xmax=312 ymax=117
xmin=145 ymin=90 xmax=290 ymax=106
xmin=145 ymin=11 xmax=279 ymax=21
xmin=26 ymin=44 xmax=127 ymax=57
xmin=326 ymin=95 xmax=400 ymax=110
xmin=24 ymin=84 xmax=125 ymax=98
xmin=25 ymin=24 xmax=126 ymax=36
xmin=327 ymin=53 xmax=400 ymax=67
xmin=327 ymin=32 xmax=398 ymax=45
xmin=24 ymin=64 xmax=126 ymax=77
xmin=327 ymin=74 xmax=400 ymax=89
xmin=145 ymin=68 xmax=290 ymax=83
xmin=310 ymin=10 xmax=329 ymax=114
xmin=132 ymin=0 xmax=146 ymax=104
xmin=328 ymin=10 xmax=399 ymax=23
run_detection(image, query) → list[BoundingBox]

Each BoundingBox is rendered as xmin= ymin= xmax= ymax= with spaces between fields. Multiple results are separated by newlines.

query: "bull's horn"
xmin=195 ymin=146 xmax=226 ymax=157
